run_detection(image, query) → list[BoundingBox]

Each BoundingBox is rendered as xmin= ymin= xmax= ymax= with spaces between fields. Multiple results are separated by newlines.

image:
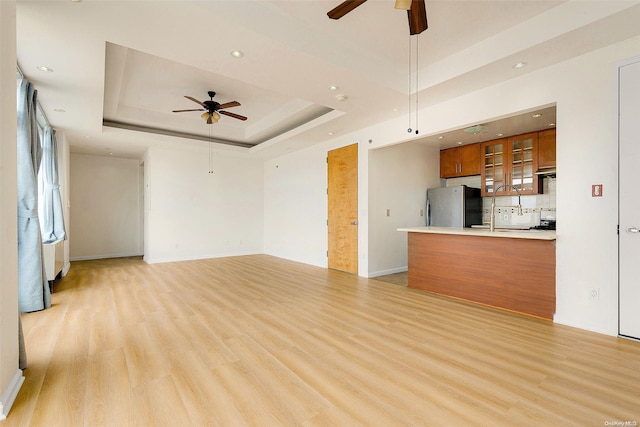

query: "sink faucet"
xmin=490 ymin=184 xmax=523 ymax=232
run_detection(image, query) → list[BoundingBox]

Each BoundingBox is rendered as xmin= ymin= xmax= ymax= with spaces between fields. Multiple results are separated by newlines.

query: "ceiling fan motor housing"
xmin=204 ymin=100 xmax=220 ymax=112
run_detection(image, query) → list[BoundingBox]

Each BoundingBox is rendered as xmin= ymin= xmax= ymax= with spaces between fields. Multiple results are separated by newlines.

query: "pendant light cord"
xmin=208 ymin=125 xmax=213 ymax=174
xmin=408 ymin=35 xmax=412 ymax=132
xmin=407 ymin=34 xmax=420 ymax=134
xmin=415 ymin=35 xmax=419 ymax=134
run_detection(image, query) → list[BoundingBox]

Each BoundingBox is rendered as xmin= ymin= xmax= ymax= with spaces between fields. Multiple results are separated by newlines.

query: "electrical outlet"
xmin=590 ymin=288 xmax=600 ymax=300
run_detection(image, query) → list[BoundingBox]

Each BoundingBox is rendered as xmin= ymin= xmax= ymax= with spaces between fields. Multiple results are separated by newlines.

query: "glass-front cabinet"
xmin=481 ymin=132 xmax=539 ymax=196
xmin=482 ymin=138 xmax=506 ymax=195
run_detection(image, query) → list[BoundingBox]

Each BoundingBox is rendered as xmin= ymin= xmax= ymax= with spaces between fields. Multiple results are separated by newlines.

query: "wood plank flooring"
xmin=7 ymin=255 xmax=640 ymax=426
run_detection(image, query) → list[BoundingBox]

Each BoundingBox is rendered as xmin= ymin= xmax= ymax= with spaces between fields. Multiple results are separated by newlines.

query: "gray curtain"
xmin=40 ymin=125 xmax=66 ymax=243
xmin=17 ymin=78 xmax=50 ymax=313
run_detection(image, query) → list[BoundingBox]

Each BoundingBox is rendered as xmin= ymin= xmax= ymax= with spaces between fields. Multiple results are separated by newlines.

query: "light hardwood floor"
xmin=6 ymin=255 xmax=640 ymax=426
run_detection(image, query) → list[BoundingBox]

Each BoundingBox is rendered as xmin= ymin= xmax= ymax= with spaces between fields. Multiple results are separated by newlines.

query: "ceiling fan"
xmin=172 ymin=91 xmax=247 ymax=124
xmin=327 ymin=0 xmax=427 ymax=35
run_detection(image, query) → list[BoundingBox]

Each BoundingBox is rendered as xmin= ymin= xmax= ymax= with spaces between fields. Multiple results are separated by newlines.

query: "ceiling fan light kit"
xmin=172 ymin=90 xmax=247 ymax=124
xmin=394 ymin=0 xmax=412 ymax=11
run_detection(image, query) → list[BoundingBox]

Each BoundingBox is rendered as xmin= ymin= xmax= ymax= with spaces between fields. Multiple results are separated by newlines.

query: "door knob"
xmin=350 ymin=221 xmax=358 ymax=225
xmin=626 ymin=227 xmax=640 ymax=233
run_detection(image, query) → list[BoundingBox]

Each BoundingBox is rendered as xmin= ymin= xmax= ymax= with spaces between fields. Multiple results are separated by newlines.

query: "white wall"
xmin=69 ymin=153 xmax=143 ymax=260
xmin=263 ymin=143 xmax=331 ymax=268
xmin=0 ymin=0 xmax=22 ymax=419
xmin=368 ymin=142 xmax=440 ymax=277
xmin=265 ymin=36 xmax=640 ymax=336
xmin=263 ymin=138 xmax=372 ymax=272
xmin=144 ymin=144 xmax=264 ymax=263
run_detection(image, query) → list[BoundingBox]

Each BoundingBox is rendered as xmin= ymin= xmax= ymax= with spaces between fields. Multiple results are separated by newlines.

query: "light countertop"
xmin=397 ymin=226 xmax=556 ymax=240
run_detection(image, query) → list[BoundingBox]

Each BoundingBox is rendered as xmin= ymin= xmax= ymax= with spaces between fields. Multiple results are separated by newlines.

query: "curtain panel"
xmin=40 ymin=125 xmax=66 ymax=243
xmin=17 ymin=78 xmax=50 ymax=313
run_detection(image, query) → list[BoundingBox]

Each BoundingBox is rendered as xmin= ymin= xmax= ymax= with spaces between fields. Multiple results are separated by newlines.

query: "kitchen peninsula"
xmin=398 ymin=227 xmax=556 ymax=319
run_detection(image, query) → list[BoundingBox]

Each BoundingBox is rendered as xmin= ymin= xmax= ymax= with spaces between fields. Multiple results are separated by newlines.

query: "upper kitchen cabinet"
xmin=440 ymin=143 xmax=481 ymax=178
xmin=537 ymin=128 xmax=556 ymax=170
xmin=481 ymin=132 xmax=539 ymax=196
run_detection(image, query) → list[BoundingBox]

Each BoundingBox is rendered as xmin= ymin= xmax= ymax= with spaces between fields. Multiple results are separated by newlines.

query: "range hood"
xmin=536 ymin=168 xmax=556 ymax=177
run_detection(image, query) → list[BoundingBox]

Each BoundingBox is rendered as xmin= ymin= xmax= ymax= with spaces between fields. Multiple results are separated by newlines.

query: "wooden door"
xmin=328 ymin=143 xmax=358 ymax=274
xmin=619 ymin=58 xmax=640 ymax=340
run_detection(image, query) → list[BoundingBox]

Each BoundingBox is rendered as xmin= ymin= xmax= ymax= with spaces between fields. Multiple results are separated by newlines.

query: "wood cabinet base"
xmin=408 ymin=232 xmax=556 ymax=319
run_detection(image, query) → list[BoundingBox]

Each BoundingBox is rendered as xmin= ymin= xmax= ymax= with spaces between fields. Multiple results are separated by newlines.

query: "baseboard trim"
xmin=0 ymin=369 xmax=25 ymax=420
xmin=143 ymin=250 xmax=262 ymax=265
xmin=69 ymin=252 xmax=144 ymax=262
xmin=368 ymin=266 xmax=408 ymax=278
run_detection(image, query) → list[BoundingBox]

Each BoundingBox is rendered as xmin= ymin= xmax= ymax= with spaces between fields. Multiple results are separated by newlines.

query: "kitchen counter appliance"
xmin=530 ymin=219 xmax=556 ymax=230
xmin=426 ymin=185 xmax=482 ymax=228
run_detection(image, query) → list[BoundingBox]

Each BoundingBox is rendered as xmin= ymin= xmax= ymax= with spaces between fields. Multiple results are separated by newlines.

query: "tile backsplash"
xmin=445 ymin=175 xmax=557 ymax=228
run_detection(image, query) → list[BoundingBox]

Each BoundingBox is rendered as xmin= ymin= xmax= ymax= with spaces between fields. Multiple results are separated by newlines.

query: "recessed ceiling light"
xmin=496 ymin=133 xmax=504 ymax=137
xmin=532 ymin=113 xmax=542 ymax=118
xmin=438 ymin=136 xmax=444 ymax=139
xmin=37 ymin=66 xmax=53 ymax=72
xmin=329 ymin=85 xmax=339 ymax=91
xmin=71 ymin=0 xmax=82 ymax=2
xmin=548 ymin=123 xmax=556 ymax=127
xmin=513 ymin=62 xmax=527 ymax=69
xmin=328 ymin=132 xmax=334 ymax=136
xmin=457 ymin=141 xmax=463 ymax=145
xmin=230 ymin=50 xmax=244 ymax=58
xmin=335 ymin=94 xmax=348 ymax=102
xmin=53 ymin=108 xmax=65 ymax=113
xmin=392 ymin=107 xmax=399 ymax=112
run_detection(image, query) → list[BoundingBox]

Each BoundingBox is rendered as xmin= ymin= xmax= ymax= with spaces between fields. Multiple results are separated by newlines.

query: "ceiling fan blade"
xmin=172 ymin=108 xmax=205 ymax=113
xmin=217 ymin=101 xmax=241 ymax=110
xmin=219 ymin=111 xmax=248 ymax=121
xmin=184 ymin=95 xmax=207 ymax=107
xmin=327 ymin=0 xmax=367 ymax=19
xmin=407 ymin=0 xmax=427 ymax=35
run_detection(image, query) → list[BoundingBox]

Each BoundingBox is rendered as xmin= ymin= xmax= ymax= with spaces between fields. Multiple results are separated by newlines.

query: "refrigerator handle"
xmin=426 ymin=198 xmax=431 ymax=226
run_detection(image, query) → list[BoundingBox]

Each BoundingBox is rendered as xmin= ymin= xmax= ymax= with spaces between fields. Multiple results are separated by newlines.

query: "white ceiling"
xmin=15 ymin=0 xmax=640 ymax=159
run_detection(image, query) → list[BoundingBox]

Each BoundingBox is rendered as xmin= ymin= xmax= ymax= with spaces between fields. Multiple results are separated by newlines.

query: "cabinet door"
xmin=509 ymin=132 xmax=539 ymax=194
xmin=459 ymin=143 xmax=481 ymax=176
xmin=440 ymin=147 xmax=459 ymax=178
xmin=481 ymin=139 xmax=507 ymax=196
xmin=538 ymin=128 xmax=556 ymax=169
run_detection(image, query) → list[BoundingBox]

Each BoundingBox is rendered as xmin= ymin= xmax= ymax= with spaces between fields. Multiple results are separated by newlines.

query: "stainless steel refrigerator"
xmin=426 ymin=185 xmax=482 ymax=227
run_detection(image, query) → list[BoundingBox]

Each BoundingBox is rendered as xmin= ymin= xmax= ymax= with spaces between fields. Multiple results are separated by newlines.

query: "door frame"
xmin=617 ymin=54 xmax=640 ymax=340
